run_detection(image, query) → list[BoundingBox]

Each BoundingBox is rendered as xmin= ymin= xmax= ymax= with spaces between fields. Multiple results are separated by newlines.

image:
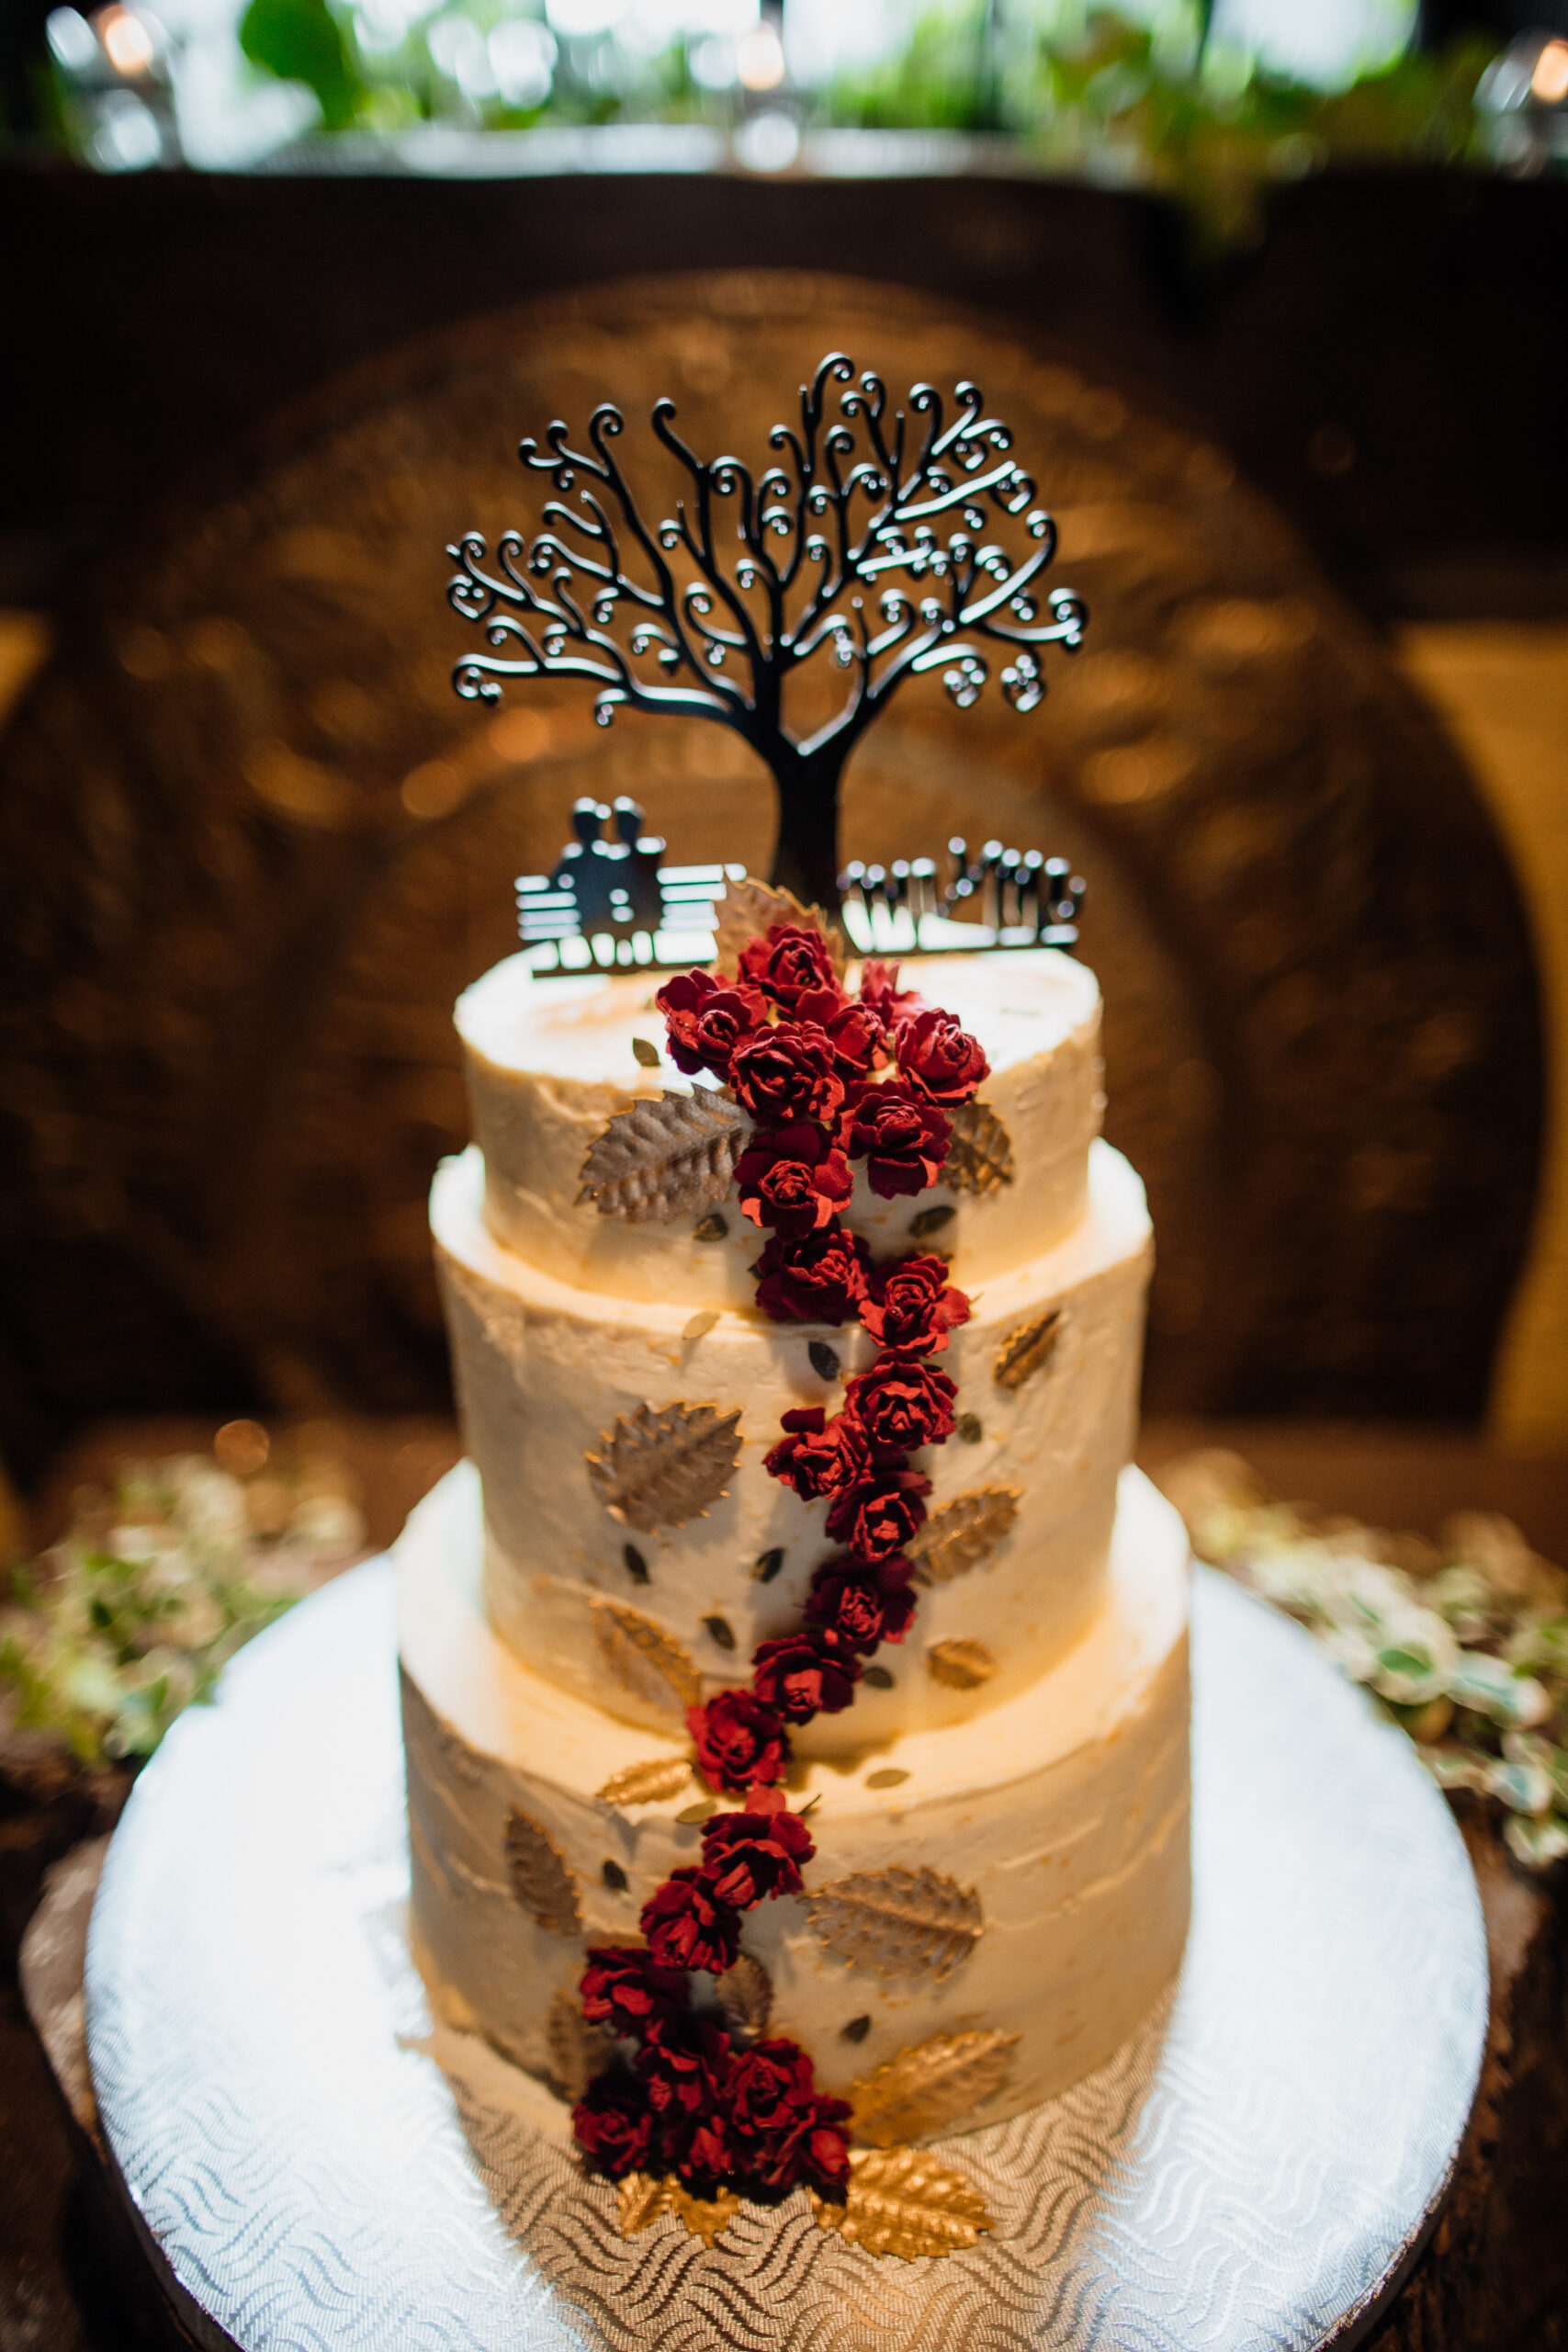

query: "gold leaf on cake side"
xmin=942 ymin=1099 xmax=1016 ymax=1196
xmin=714 ymin=1951 xmax=773 ymax=2042
xmin=591 ymin=1599 xmax=704 ymax=1715
xmin=926 ymin=1637 xmax=997 ymax=1690
xmin=805 ymin=1866 xmax=983 ymax=1984
xmin=994 ymin=1308 xmax=1063 ymax=1391
xmin=503 ymin=1807 xmax=581 ymax=1935
xmin=576 ymin=1090 xmax=747 ymax=1224
xmin=666 ymin=2179 xmax=743 ymax=2248
xmin=615 ymin=2172 xmax=742 ymax=2248
xmin=596 ymin=1756 xmax=694 ymax=1807
xmin=616 ymin=2173 xmax=670 ymax=2237
xmin=908 ymin=1487 xmax=1021 ymax=1585
xmin=811 ymin=2146 xmax=995 ymax=2258
xmin=546 ymin=1989 xmax=615 ymax=2100
xmin=585 ymin=1400 xmax=742 ymax=1532
xmin=714 ymin=875 xmax=847 ymax=978
xmin=850 ymin=2030 xmax=1020 ymax=2146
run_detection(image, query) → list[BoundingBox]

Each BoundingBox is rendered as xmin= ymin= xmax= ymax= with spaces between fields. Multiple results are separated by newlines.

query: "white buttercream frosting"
xmin=399 ymin=1461 xmax=1190 ymax=2130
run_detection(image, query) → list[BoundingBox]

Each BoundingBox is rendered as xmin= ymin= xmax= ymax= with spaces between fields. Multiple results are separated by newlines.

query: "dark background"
xmin=2 ymin=161 xmax=1565 ymax=620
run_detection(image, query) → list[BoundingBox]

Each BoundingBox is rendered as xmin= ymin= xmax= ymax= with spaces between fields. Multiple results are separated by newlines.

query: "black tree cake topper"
xmin=447 ymin=353 xmax=1088 ymax=910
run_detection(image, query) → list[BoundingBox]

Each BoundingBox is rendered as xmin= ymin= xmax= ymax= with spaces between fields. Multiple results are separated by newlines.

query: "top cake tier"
xmin=457 ymin=947 xmax=1102 ymax=1304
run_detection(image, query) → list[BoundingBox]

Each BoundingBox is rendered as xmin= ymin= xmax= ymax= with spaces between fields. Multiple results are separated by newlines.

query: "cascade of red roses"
xmin=571 ymin=921 xmax=988 ymax=2205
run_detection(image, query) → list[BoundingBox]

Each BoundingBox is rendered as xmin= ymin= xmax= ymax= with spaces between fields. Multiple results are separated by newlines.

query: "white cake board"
xmin=85 ymin=1558 xmax=1487 ymax=2352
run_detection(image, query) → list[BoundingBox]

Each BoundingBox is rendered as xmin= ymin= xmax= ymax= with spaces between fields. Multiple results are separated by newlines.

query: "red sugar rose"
xmin=727 ymin=2041 xmax=853 ymax=2198
xmin=736 ymin=1782 xmax=791 ymax=1816
xmin=824 ymin=1464 xmax=931 ymax=1560
xmin=895 ymin=1006 xmax=990 ymax=1106
xmin=580 ymin=1946 xmax=689 ymax=2042
xmin=839 ymin=1081 xmax=952 ymax=1199
xmin=698 ymin=1806 xmax=815 ymax=1909
xmin=763 ymin=1405 xmax=873 ymax=1501
xmin=636 ymin=2019 xmax=733 ymax=2169
xmin=843 ymin=1356 xmax=957 ymax=1454
xmin=859 ymin=957 xmax=923 ymax=1027
xmin=826 ymin=1000 xmax=891 ymax=1076
xmin=639 ymin=1868 xmax=742 ymax=1973
xmin=730 ymin=1021 xmax=846 ymax=1127
xmin=656 ymin=968 xmax=769 ymax=1082
xmin=795 ymin=989 xmax=891 ymax=1080
xmin=739 ymin=923 xmax=840 ymax=1012
xmin=635 ymin=2015 xmax=730 ymax=2110
xmin=859 ymin=1254 xmax=971 ymax=1355
xmin=788 ymin=2105 xmax=854 ymax=2200
xmin=571 ymin=2067 xmax=654 ymax=2178
xmin=675 ymin=2109 xmax=738 ymax=2191
xmin=804 ymin=1554 xmax=918 ymax=1653
xmin=688 ymin=1690 xmax=790 ymax=1794
xmin=726 ymin=2039 xmax=817 ymax=2143
xmin=754 ymin=1221 xmax=871 ymax=1327
xmin=750 ymin=1625 xmax=863 ymax=1722
xmin=735 ymin=1124 xmax=854 ymax=1239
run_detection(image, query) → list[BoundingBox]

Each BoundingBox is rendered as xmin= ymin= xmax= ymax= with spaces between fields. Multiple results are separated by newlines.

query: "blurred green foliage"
xmin=0 ymin=1450 xmax=360 ymax=1765
xmin=232 ymin=0 xmax=1497 ymax=254
xmin=240 ymin=0 xmax=363 ymax=131
xmin=1032 ymin=12 xmax=1496 ymax=254
xmin=830 ymin=6 xmax=1496 ymax=254
xmin=827 ymin=6 xmax=1004 ymax=132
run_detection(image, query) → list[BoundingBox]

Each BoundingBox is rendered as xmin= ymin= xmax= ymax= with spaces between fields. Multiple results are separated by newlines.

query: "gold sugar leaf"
xmin=994 ymin=1309 xmax=1062 ymax=1391
xmin=586 ymin=1400 xmax=742 ymax=1532
xmin=942 ymin=1099 xmax=1015 ymax=1196
xmin=617 ymin=2172 xmax=670 ymax=2237
xmin=811 ymin=2146 xmax=995 ymax=2259
xmin=503 ymin=1807 xmax=581 ymax=1935
xmin=616 ymin=2172 xmax=743 ymax=2248
xmin=591 ymin=1599 xmax=704 ymax=1715
xmin=850 ymin=2030 xmax=1020 ymax=2147
xmin=926 ymin=1638 xmax=997 ymax=1690
xmin=682 ymin=1308 xmax=720 ymax=1341
xmin=596 ymin=1756 xmax=694 ymax=1807
xmin=577 ymin=1091 xmax=747 ymax=1224
xmin=908 ymin=1487 xmax=1021 ymax=1585
xmin=714 ymin=1951 xmax=773 ymax=2042
xmin=805 ymin=1866 xmax=983 ymax=1984
xmin=666 ymin=2179 xmax=743 ymax=2248
xmin=546 ymin=1989 xmax=615 ymax=2100
xmin=714 ymin=875 xmax=847 ymax=978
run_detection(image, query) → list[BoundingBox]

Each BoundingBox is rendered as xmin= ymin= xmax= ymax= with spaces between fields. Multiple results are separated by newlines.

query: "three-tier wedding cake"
xmin=396 ymin=898 xmax=1190 ymax=2221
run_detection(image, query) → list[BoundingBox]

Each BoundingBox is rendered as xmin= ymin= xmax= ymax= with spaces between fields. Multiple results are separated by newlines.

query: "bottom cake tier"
xmin=399 ymin=1463 xmax=1191 ymax=2134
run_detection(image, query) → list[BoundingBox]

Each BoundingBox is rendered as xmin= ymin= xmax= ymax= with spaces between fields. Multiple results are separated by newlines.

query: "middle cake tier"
xmin=433 ymin=1135 xmax=1151 ymax=1751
